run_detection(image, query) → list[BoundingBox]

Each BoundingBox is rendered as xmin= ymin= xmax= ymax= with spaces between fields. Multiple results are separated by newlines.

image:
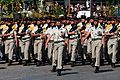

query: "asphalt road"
xmin=0 ymin=62 xmax=120 ymax=80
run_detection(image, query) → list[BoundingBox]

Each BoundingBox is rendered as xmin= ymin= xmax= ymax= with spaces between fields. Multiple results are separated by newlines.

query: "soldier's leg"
xmin=91 ymin=41 xmax=96 ymax=67
xmin=19 ymin=40 xmax=25 ymax=59
xmin=34 ymin=40 xmax=38 ymax=60
xmin=8 ymin=41 xmax=14 ymax=65
xmin=48 ymin=42 xmax=53 ymax=60
xmin=68 ymin=40 xmax=72 ymax=61
xmin=71 ymin=45 xmax=77 ymax=67
xmin=94 ymin=40 xmax=102 ymax=73
xmin=111 ymin=41 xmax=118 ymax=68
xmin=87 ymin=39 xmax=92 ymax=63
xmin=4 ymin=40 xmax=9 ymax=62
xmin=95 ymin=40 xmax=102 ymax=67
xmin=36 ymin=40 xmax=43 ymax=66
xmin=107 ymin=40 xmax=113 ymax=64
xmin=23 ymin=40 xmax=30 ymax=66
xmin=57 ymin=42 xmax=64 ymax=76
xmin=51 ymin=43 xmax=58 ymax=72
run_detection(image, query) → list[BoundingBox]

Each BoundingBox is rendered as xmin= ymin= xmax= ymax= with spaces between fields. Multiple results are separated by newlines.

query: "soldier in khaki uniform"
xmin=83 ymin=19 xmax=103 ymax=73
xmin=45 ymin=21 xmax=55 ymax=65
xmin=51 ymin=20 xmax=68 ymax=76
xmin=21 ymin=20 xmax=34 ymax=66
xmin=2 ymin=19 xmax=17 ymax=65
xmin=82 ymin=17 xmax=94 ymax=64
xmin=104 ymin=18 xmax=118 ymax=68
xmin=67 ymin=20 xmax=78 ymax=67
xmin=77 ymin=16 xmax=86 ymax=64
xmin=31 ymin=19 xmax=43 ymax=66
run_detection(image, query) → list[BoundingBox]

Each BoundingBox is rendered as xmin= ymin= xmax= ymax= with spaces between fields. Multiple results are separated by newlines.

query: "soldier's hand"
xmin=0 ymin=35 xmax=2 ymax=37
xmin=45 ymin=43 xmax=48 ymax=48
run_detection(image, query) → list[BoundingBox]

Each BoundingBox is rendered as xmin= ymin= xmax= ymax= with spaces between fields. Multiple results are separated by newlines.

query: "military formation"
xmin=0 ymin=16 xmax=120 ymax=76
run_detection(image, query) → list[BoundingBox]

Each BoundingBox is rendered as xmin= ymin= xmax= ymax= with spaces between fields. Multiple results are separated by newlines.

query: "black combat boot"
xmin=71 ymin=61 xmax=75 ymax=67
xmin=23 ymin=60 xmax=29 ymax=66
xmin=36 ymin=61 xmax=42 ymax=67
xmin=5 ymin=54 xmax=8 ymax=63
xmin=111 ymin=63 xmax=115 ymax=68
xmin=94 ymin=66 xmax=99 ymax=73
xmin=57 ymin=69 xmax=62 ymax=76
xmin=18 ymin=59 xmax=22 ymax=65
xmin=91 ymin=58 xmax=95 ymax=67
xmin=51 ymin=66 xmax=56 ymax=72
xmin=48 ymin=58 xmax=52 ymax=65
xmin=8 ymin=60 xmax=12 ymax=66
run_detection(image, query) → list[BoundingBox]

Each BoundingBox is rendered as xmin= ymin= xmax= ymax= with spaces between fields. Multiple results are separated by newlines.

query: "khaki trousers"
xmin=19 ymin=40 xmax=25 ymax=53
xmin=34 ymin=40 xmax=43 ymax=61
xmin=4 ymin=39 xmax=14 ymax=60
xmin=47 ymin=42 xmax=54 ymax=59
xmin=92 ymin=40 xmax=102 ymax=67
xmin=107 ymin=38 xmax=118 ymax=63
xmin=87 ymin=38 xmax=92 ymax=54
xmin=68 ymin=39 xmax=77 ymax=61
xmin=23 ymin=40 xmax=30 ymax=60
xmin=52 ymin=42 xmax=64 ymax=69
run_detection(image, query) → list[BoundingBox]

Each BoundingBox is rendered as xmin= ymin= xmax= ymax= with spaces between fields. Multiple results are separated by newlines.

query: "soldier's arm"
xmin=83 ymin=31 xmax=90 ymax=41
xmin=46 ymin=34 xmax=52 ymax=47
xmin=31 ymin=33 xmax=40 ymax=37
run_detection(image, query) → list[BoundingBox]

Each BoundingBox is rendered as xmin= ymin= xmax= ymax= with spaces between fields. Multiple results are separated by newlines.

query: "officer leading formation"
xmin=0 ymin=16 xmax=120 ymax=76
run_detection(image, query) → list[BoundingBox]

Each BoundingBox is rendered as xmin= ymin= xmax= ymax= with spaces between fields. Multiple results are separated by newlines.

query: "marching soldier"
xmin=45 ymin=21 xmax=55 ymax=65
xmin=77 ymin=16 xmax=86 ymax=65
xmin=2 ymin=19 xmax=18 ymax=65
xmin=104 ymin=18 xmax=118 ymax=68
xmin=18 ymin=19 xmax=28 ymax=62
xmin=82 ymin=17 xmax=94 ymax=64
xmin=0 ymin=23 xmax=3 ymax=58
xmin=67 ymin=19 xmax=78 ymax=67
xmin=31 ymin=19 xmax=44 ymax=66
xmin=83 ymin=19 xmax=104 ymax=73
xmin=21 ymin=19 xmax=34 ymax=66
xmin=51 ymin=20 xmax=68 ymax=76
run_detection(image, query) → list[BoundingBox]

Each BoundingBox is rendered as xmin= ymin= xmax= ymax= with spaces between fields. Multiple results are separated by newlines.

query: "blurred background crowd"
xmin=0 ymin=0 xmax=120 ymax=19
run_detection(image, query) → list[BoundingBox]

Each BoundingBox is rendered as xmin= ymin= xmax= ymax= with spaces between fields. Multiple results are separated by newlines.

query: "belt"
xmin=6 ymin=38 xmax=14 ymax=40
xmin=49 ymin=40 xmax=54 ymax=42
xmin=69 ymin=37 xmax=78 ymax=40
xmin=54 ymin=40 xmax=64 ymax=43
xmin=35 ymin=38 xmax=41 ymax=40
xmin=109 ymin=37 xmax=117 ymax=39
xmin=22 ymin=37 xmax=30 ymax=40
xmin=92 ymin=38 xmax=101 ymax=41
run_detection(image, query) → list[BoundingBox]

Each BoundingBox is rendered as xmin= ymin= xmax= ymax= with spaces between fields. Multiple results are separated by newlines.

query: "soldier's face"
xmin=94 ymin=21 xmax=98 ymax=25
xmin=37 ymin=21 xmax=41 ymax=25
xmin=89 ymin=19 xmax=94 ymax=23
xmin=70 ymin=21 xmax=74 ymax=24
xmin=99 ymin=20 xmax=103 ymax=23
xmin=42 ymin=21 xmax=46 ymax=24
xmin=56 ymin=21 xmax=61 ymax=26
xmin=81 ymin=19 xmax=85 ymax=22
xmin=66 ymin=20 xmax=70 ymax=24
xmin=47 ymin=20 xmax=50 ymax=23
xmin=62 ymin=20 xmax=66 ymax=24
xmin=14 ymin=22 xmax=17 ymax=24
xmin=7 ymin=22 xmax=11 ymax=25
xmin=111 ymin=20 xmax=115 ymax=24
xmin=107 ymin=21 xmax=111 ymax=24
xmin=50 ymin=23 xmax=54 ymax=26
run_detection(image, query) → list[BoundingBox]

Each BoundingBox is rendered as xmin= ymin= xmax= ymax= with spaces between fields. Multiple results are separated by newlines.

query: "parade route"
xmin=0 ymin=63 xmax=120 ymax=80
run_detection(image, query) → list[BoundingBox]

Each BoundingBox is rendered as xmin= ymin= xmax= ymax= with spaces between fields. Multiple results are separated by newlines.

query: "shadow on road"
xmin=99 ymin=69 xmax=114 ymax=73
xmin=0 ymin=67 xmax=7 ymax=69
xmin=114 ymin=64 xmax=120 ymax=68
xmin=62 ymin=72 xmax=79 ymax=76
xmin=62 ymin=68 xmax=72 ymax=71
